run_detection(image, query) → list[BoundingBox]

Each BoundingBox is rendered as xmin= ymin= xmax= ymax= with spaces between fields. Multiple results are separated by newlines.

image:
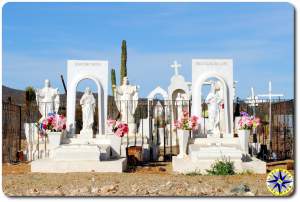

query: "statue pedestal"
xmin=79 ymin=129 xmax=93 ymax=139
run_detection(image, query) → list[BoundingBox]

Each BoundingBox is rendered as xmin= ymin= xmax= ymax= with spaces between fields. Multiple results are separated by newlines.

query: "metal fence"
xmin=2 ymin=102 xmax=22 ymax=163
xmin=2 ymin=97 xmax=295 ymax=163
xmin=236 ymin=98 xmax=294 ymax=161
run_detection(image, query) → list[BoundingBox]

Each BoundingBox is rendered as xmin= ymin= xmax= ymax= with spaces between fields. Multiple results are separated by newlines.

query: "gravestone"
xmin=31 ymin=60 xmax=127 ymax=173
xmin=172 ymin=59 xmax=266 ymax=174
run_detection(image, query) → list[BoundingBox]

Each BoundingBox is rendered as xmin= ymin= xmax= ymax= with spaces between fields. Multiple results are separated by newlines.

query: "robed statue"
xmin=114 ymin=77 xmax=139 ymax=134
xmin=35 ymin=79 xmax=60 ymax=122
xmin=205 ymin=81 xmax=223 ymax=136
xmin=80 ymin=87 xmax=96 ymax=134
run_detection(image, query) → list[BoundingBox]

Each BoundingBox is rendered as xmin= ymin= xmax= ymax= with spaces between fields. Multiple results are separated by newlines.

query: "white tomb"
xmin=192 ymin=59 xmax=233 ymax=137
xmin=67 ymin=60 xmax=108 ymax=136
xmin=168 ymin=60 xmax=191 ymax=102
xmin=173 ymin=59 xmax=266 ymax=174
xmin=31 ymin=60 xmax=127 ymax=173
xmin=167 ymin=61 xmax=191 ymax=146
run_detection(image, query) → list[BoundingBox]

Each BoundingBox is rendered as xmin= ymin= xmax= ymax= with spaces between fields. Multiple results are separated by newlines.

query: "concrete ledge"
xmin=193 ymin=137 xmax=240 ymax=147
xmin=31 ymin=158 xmax=127 ymax=173
xmin=172 ymin=156 xmax=266 ymax=174
xmin=241 ymin=157 xmax=266 ymax=174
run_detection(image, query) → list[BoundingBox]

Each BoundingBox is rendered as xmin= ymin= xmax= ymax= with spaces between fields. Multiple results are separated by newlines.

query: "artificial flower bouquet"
xmin=174 ymin=110 xmax=199 ymax=131
xmin=38 ymin=113 xmax=67 ymax=132
xmin=107 ymin=119 xmax=129 ymax=137
xmin=238 ymin=111 xmax=261 ymax=130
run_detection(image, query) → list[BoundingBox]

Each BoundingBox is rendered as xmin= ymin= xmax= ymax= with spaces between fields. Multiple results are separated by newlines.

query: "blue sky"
xmin=2 ymin=2 xmax=294 ymax=98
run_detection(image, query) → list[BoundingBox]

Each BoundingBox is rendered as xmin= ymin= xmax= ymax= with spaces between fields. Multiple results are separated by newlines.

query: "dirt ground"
xmin=1 ymin=162 xmax=285 ymax=197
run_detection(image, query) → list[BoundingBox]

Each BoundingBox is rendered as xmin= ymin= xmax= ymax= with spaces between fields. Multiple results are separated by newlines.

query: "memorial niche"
xmin=200 ymin=78 xmax=225 ymax=138
xmin=75 ymin=79 xmax=98 ymax=137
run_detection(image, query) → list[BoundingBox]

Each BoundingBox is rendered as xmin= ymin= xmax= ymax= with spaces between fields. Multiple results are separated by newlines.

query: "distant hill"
xmin=2 ymin=85 xmax=26 ymax=105
xmin=2 ymin=85 xmax=120 ymax=107
xmin=2 ymin=85 xmax=81 ymax=106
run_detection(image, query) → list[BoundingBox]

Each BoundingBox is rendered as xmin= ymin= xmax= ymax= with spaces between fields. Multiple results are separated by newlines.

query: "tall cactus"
xmin=111 ymin=68 xmax=116 ymax=96
xmin=120 ymin=40 xmax=127 ymax=85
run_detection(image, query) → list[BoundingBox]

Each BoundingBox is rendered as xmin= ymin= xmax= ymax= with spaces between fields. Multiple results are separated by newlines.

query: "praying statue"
xmin=80 ymin=87 xmax=96 ymax=133
xmin=114 ymin=77 xmax=139 ymax=134
xmin=36 ymin=79 xmax=60 ymax=122
xmin=205 ymin=81 xmax=222 ymax=136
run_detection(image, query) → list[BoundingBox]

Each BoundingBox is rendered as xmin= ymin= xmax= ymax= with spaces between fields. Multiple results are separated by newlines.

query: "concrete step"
xmin=51 ymin=144 xmax=110 ymax=161
xmin=31 ymin=158 xmax=127 ymax=173
xmin=62 ymin=135 xmax=111 ymax=145
xmin=193 ymin=137 xmax=240 ymax=148
xmin=172 ymin=156 xmax=266 ymax=174
xmin=189 ymin=145 xmax=243 ymax=161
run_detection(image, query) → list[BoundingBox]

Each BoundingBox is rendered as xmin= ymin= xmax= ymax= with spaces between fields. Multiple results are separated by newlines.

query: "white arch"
xmin=147 ymin=86 xmax=168 ymax=100
xmin=168 ymin=75 xmax=190 ymax=100
xmin=66 ymin=60 xmax=108 ymax=136
xmin=192 ymin=72 xmax=232 ymax=135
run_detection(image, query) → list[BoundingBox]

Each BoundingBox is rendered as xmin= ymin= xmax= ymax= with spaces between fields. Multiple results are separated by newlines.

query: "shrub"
xmin=206 ymin=157 xmax=235 ymax=175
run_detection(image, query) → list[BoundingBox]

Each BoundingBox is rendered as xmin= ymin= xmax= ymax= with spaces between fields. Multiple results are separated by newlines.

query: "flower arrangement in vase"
xmin=238 ymin=111 xmax=260 ymax=130
xmin=38 ymin=113 xmax=66 ymax=132
xmin=174 ymin=110 xmax=199 ymax=158
xmin=107 ymin=119 xmax=129 ymax=137
xmin=36 ymin=113 xmax=67 ymax=149
xmin=174 ymin=110 xmax=199 ymax=131
xmin=237 ymin=111 xmax=260 ymax=153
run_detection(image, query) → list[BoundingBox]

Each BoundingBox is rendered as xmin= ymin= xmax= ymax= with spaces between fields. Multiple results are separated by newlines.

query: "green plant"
xmin=185 ymin=170 xmax=202 ymax=176
xmin=120 ymin=40 xmax=127 ymax=85
xmin=206 ymin=157 xmax=235 ymax=175
xmin=111 ymin=68 xmax=116 ymax=95
xmin=25 ymin=86 xmax=36 ymax=122
xmin=25 ymin=86 xmax=36 ymax=104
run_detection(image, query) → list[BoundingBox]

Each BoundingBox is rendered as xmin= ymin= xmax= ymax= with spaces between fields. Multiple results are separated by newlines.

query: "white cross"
xmin=246 ymin=87 xmax=260 ymax=107
xmin=257 ymin=81 xmax=284 ymax=151
xmin=171 ymin=60 xmax=181 ymax=76
xmin=245 ymin=87 xmax=263 ymax=117
xmin=257 ymin=81 xmax=284 ymax=100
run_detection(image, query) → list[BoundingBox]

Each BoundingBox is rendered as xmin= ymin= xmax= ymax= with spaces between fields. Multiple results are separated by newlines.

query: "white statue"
xmin=114 ymin=77 xmax=139 ymax=134
xmin=36 ymin=79 xmax=60 ymax=121
xmin=215 ymin=81 xmax=225 ymax=134
xmin=205 ymin=82 xmax=222 ymax=136
xmin=80 ymin=87 xmax=96 ymax=136
xmin=154 ymin=101 xmax=164 ymax=119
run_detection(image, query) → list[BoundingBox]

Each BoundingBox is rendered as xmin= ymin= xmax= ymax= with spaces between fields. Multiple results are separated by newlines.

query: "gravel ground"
xmin=2 ymin=163 xmax=276 ymax=197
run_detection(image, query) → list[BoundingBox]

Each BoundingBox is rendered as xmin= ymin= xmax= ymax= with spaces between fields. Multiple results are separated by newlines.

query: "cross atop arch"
xmin=171 ymin=60 xmax=181 ymax=76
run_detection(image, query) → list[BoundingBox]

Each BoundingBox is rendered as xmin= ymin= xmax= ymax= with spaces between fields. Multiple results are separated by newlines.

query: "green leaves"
xmin=25 ymin=86 xmax=36 ymax=104
xmin=206 ymin=157 xmax=235 ymax=175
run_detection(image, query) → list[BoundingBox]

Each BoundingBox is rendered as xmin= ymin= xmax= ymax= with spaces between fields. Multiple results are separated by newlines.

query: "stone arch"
xmin=168 ymin=75 xmax=190 ymax=100
xmin=66 ymin=60 xmax=108 ymax=136
xmin=147 ymin=86 xmax=168 ymax=100
xmin=192 ymin=72 xmax=232 ymax=135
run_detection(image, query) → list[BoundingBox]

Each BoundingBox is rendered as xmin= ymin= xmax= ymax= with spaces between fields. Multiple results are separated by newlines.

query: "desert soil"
xmin=2 ymin=162 xmax=279 ymax=197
